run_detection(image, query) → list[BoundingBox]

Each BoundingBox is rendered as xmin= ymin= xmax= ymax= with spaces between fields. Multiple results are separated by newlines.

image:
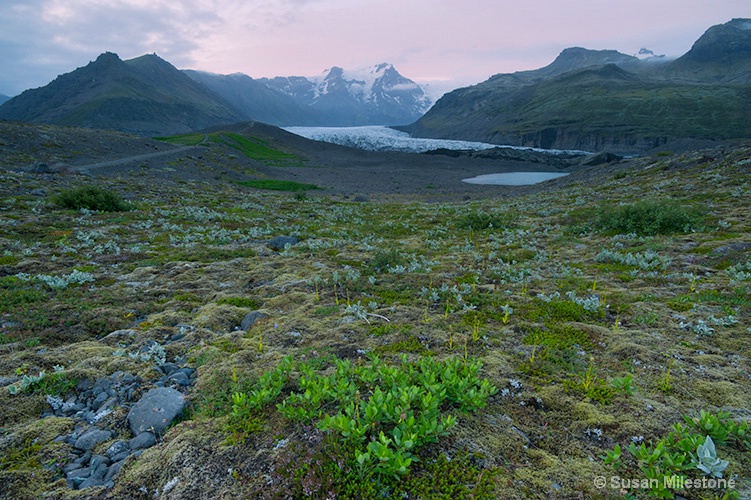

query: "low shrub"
xmin=52 ymin=185 xmax=132 ymax=212
xmin=594 ymin=199 xmax=704 ymax=236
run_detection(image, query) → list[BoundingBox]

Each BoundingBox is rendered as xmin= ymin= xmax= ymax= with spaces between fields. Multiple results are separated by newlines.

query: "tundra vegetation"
xmin=0 ymin=137 xmax=749 ymax=499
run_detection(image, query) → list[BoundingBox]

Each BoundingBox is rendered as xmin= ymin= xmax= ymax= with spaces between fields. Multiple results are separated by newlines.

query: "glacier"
xmin=284 ymin=126 xmax=587 ymax=155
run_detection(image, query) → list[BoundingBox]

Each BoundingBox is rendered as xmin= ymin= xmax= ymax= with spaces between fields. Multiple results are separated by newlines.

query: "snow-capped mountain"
xmin=259 ymin=63 xmax=432 ymax=126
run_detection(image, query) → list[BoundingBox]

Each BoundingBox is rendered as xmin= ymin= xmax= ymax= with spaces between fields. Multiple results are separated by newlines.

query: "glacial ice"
xmin=283 ymin=126 xmax=584 ymax=155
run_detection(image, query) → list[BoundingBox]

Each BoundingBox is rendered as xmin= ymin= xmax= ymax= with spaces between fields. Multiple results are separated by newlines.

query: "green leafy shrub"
xmin=52 ymin=185 xmax=132 ymax=212
xmin=271 ymin=440 xmax=499 ymax=499
xmin=237 ymin=355 xmax=495 ymax=482
xmin=594 ymin=199 xmax=704 ymax=236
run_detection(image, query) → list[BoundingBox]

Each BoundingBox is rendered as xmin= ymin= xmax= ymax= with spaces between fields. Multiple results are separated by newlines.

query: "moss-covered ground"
xmin=0 ymin=143 xmax=749 ymax=499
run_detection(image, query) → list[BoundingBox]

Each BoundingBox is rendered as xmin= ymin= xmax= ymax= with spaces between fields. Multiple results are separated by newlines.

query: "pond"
xmin=462 ymin=172 xmax=569 ymax=186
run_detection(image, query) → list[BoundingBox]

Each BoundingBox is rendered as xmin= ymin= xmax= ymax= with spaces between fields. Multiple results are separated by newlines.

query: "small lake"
xmin=462 ymin=172 xmax=569 ymax=186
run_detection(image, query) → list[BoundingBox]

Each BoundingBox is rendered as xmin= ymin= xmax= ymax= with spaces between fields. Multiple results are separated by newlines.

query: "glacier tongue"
xmin=284 ymin=126 xmax=590 ymax=154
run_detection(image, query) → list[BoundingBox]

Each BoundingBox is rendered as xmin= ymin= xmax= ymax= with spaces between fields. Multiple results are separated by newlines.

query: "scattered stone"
xmin=709 ymin=242 xmax=751 ymax=256
xmin=168 ymin=371 xmax=191 ymax=386
xmin=127 ymin=387 xmax=187 ymax=437
xmin=158 ymin=362 xmax=180 ymax=376
xmin=89 ymin=454 xmax=111 ymax=477
xmin=99 ymin=329 xmax=137 ymax=346
xmin=267 ymin=235 xmax=299 ymax=251
xmin=105 ymin=440 xmax=129 ymax=460
xmin=67 ymin=467 xmax=91 ymax=488
xmin=74 ymin=428 xmax=112 ymax=451
xmin=128 ymin=431 xmax=156 ymax=450
xmin=105 ymin=459 xmax=127 ymax=482
xmin=241 ymin=311 xmax=266 ymax=331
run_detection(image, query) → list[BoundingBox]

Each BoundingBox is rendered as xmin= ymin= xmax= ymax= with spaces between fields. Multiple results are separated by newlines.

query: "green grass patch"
xmin=238 ymin=179 xmax=320 ymax=192
xmin=153 ymin=133 xmax=205 ymax=146
xmin=214 ymin=133 xmax=299 ymax=162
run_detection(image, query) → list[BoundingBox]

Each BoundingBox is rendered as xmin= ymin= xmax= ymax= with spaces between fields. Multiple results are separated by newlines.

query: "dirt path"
xmin=74 ymin=145 xmax=202 ymax=173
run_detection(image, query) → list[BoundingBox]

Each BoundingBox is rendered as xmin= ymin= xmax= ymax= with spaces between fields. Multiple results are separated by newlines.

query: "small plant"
xmin=604 ymin=411 xmax=744 ymax=499
xmin=695 ymin=436 xmax=729 ymax=478
xmin=658 ymin=359 xmax=674 ymax=394
xmin=501 ymin=303 xmax=513 ymax=324
xmin=7 ymin=369 xmax=77 ymax=396
xmin=52 ymin=185 xmax=132 ymax=212
xmin=601 ymin=443 xmax=622 ymax=469
xmin=610 ymin=374 xmax=636 ymax=396
xmin=683 ymin=410 xmax=732 ymax=446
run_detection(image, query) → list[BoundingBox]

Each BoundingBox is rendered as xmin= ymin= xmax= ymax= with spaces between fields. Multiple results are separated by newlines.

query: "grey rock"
xmin=710 ymin=242 xmax=751 ymax=255
xmin=110 ymin=450 xmax=130 ymax=462
xmin=91 ymin=392 xmax=109 ymax=411
xmin=104 ymin=458 xmax=127 ymax=482
xmin=158 ymin=362 xmax=179 ymax=376
xmin=128 ymin=431 xmax=156 ymax=450
xmin=99 ymin=329 xmax=137 ymax=346
xmin=62 ymin=463 xmax=83 ymax=475
xmin=78 ymin=476 xmax=106 ymax=489
xmin=74 ymin=450 xmax=92 ymax=466
xmin=91 ymin=460 xmax=109 ymax=480
xmin=168 ymin=371 xmax=191 ymax=386
xmin=74 ymin=428 xmax=112 ymax=451
xmin=268 ymin=236 xmax=299 ymax=251
xmin=28 ymin=162 xmax=50 ymax=173
xmin=127 ymin=387 xmax=187 ymax=436
xmin=241 ymin=311 xmax=266 ymax=331
xmin=67 ymin=467 xmax=91 ymax=488
xmin=105 ymin=440 xmax=129 ymax=459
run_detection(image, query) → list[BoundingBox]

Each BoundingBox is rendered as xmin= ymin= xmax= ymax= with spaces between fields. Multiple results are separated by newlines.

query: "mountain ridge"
xmin=0 ymin=52 xmax=243 ymax=136
xmin=399 ymin=18 xmax=751 ymax=153
xmin=0 ymin=55 xmax=432 ymax=133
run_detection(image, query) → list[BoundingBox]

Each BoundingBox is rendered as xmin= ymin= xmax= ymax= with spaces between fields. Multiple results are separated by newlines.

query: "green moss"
xmin=217 ymin=296 xmax=260 ymax=309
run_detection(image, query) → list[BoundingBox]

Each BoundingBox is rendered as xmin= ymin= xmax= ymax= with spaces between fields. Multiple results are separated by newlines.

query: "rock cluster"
xmin=43 ymin=358 xmax=195 ymax=490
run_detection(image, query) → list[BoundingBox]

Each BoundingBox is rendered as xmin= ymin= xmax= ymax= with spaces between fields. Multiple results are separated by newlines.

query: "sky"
xmin=0 ymin=0 xmax=748 ymax=98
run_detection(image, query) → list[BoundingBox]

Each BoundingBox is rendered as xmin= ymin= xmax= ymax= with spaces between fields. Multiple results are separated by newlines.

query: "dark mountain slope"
xmin=0 ymin=53 xmax=242 ymax=136
xmin=401 ymin=19 xmax=751 ymax=153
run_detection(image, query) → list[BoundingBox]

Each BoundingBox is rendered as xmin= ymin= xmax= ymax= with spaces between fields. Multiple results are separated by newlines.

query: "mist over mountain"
xmin=400 ymin=18 xmax=751 ymax=153
xmin=0 ymin=94 xmax=10 ymax=105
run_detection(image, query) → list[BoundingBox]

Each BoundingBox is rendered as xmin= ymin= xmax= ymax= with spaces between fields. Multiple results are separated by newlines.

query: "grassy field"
xmin=0 ymin=144 xmax=749 ymax=499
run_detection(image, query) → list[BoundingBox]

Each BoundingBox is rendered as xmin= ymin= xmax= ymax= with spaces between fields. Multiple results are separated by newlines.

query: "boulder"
xmin=127 ymin=387 xmax=187 ymax=437
xmin=73 ymin=428 xmax=112 ymax=451
xmin=267 ymin=236 xmax=299 ymax=251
